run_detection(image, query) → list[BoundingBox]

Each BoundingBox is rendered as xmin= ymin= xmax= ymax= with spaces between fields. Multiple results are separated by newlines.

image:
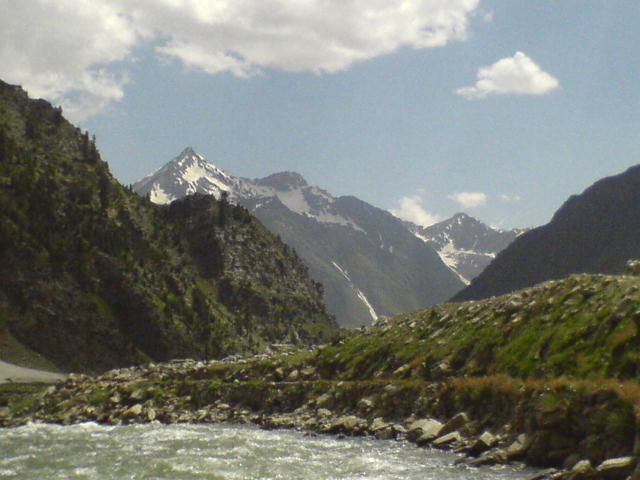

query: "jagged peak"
xmin=450 ymin=212 xmax=478 ymax=224
xmin=174 ymin=146 xmax=204 ymax=164
xmin=255 ymin=171 xmax=309 ymax=190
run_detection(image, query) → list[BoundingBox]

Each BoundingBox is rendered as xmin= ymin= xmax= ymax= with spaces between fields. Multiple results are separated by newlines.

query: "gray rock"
xmin=357 ymin=397 xmax=374 ymax=411
xmin=407 ymin=418 xmax=443 ymax=443
xmin=468 ymin=449 xmax=508 ymax=467
xmin=467 ymin=431 xmax=498 ymax=456
xmin=315 ymin=393 xmax=334 ymax=409
xmin=506 ymin=433 xmax=529 ymax=459
xmin=146 ymin=408 xmax=156 ymax=422
xmin=525 ymin=468 xmax=560 ymax=480
xmin=316 ymin=408 xmax=332 ymax=418
xmin=301 ymin=367 xmax=316 ymax=379
xmin=124 ymin=404 xmax=143 ymax=418
xmin=370 ymin=418 xmax=394 ymax=440
xmin=596 ymin=457 xmax=636 ymax=479
xmin=439 ymin=412 xmax=469 ymax=437
xmin=569 ymin=459 xmax=596 ymax=479
xmin=328 ymin=416 xmax=367 ymax=435
xmin=433 ymin=431 xmax=463 ymax=448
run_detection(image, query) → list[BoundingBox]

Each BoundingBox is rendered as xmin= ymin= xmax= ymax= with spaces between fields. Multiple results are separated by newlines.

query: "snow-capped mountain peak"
xmin=134 ymin=148 xmax=466 ymax=327
xmin=134 ymin=147 xmax=237 ymax=204
xmin=403 ymin=211 xmax=526 ymax=285
xmin=133 ymin=148 xmax=365 ymax=231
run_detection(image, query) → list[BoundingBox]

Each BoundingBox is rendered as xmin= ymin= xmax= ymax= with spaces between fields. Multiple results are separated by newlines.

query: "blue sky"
xmin=2 ymin=1 xmax=639 ymax=228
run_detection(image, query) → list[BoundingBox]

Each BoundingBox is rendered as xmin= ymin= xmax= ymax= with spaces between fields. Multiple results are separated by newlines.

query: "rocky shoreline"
xmin=2 ymin=354 xmax=639 ymax=480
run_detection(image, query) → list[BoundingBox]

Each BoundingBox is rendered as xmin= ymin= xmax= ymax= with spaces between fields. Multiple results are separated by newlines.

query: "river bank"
xmin=4 ymin=273 xmax=640 ymax=479
xmin=1 ymin=355 xmax=638 ymax=480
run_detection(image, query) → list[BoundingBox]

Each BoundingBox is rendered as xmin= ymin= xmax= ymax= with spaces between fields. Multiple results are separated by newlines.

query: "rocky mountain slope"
xmin=453 ymin=165 xmax=640 ymax=302
xmin=0 ymin=80 xmax=337 ymax=372
xmin=407 ymin=213 xmax=525 ymax=284
xmin=134 ymin=148 xmax=464 ymax=327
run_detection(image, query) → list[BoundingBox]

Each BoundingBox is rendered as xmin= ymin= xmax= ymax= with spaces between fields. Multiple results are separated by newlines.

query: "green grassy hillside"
xmin=0 ymin=80 xmax=337 ymax=372
xmin=307 ymin=273 xmax=640 ymax=382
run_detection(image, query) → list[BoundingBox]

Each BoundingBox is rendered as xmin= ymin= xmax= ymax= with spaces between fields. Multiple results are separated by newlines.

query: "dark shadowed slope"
xmin=453 ymin=165 xmax=640 ymax=302
xmin=0 ymin=80 xmax=337 ymax=372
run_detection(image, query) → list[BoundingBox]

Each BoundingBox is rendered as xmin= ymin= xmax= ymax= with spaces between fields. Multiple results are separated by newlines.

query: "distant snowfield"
xmin=0 ymin=360 xmax=66 ymax=384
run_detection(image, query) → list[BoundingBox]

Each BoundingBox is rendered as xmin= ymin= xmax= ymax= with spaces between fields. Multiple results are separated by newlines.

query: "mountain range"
xmin=134 ymin=148 xmax=522 ymax=326
xmin=408 ymin=213 xmax=527 ymax=285
xmin=453 ymin=164 xmax=640 ymax=302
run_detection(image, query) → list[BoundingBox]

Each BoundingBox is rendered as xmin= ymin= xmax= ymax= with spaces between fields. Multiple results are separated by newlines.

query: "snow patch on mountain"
xmin=332 ymin=261 xmax=378 ymax=321
xmin=274 ymin=188 xmax=308 ymax=215
xmin=149 ymin=184 xmax=176 ymax=204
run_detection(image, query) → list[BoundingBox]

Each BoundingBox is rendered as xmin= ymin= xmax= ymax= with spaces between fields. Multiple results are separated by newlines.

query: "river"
xmin=0 ymin=422 xmax=539 ymax=479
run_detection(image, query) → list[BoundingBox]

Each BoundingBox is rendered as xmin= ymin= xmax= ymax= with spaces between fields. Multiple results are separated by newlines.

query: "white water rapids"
xmin=0 ymin=422 xmax=539 ymax=479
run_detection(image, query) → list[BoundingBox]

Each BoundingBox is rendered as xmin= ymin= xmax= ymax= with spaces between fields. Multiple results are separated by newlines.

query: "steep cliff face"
xmin=453 ymin=165 xmax=640 ymax=302
xmin=0 ymin=80 xmax=337 ymax=372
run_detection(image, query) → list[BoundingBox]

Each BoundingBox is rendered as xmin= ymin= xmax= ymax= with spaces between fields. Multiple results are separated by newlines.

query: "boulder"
xmin=439 ymin=412 xmax=469 ymax=437
xmin=316 ymin=408 xmax=332 ymax=418
xmin=327 ymin=416 xmax=368 ymax=435
xmin=124 ymin=404 xmax=143 ymax=419
xmin=432 ymin=431 xmax=463 ymax=448
xmin=370 ymin=418 xmax=395 ymax=440
xmin=407 ymin=418 xmax=443 ymax=443
xmin=467 ymin=431 xmax=498 ymax=456
xmin=468 ymin=449 xmax=508 ymax=467
xmin=301 ymin=367 xmax=317 ymax=379
xmin=357 ymin=397 xmax=374 ymax=411
xmin=596 ymin=457 xmax=636 ymax=479
xmin=315 ymin=393 xmax=334 ymax=409
xmin=568 ymin=459 xmax=597 ymax=479
xmin=506 ymin=433 xmax=529 ymax=460
xmin=524 ymin=468 xmax=560 ymax=480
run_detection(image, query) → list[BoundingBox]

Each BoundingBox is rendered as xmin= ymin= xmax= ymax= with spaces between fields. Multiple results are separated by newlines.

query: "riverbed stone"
xmin=357 ymin=397 xmax=374 ymax=411
xmin=300 ymin=367 xmax=316 ymax=379
xmin=524 ymin=468 xmax=561 ymax=480
xmin=466 ymin=431 xmax=498 ymax=456
xmin=439 ymin=412 xmax=469 ymax=437
xmin=432 ymin=431 xmax=463 ymax=448
xmin=568 ymin=459 xmax=597 ymax=479
xmin=370 ymin=418 xmax=395 ymax=439
xmin=506 ymin=433 xmax=529 ymax=460
xmin=315 ymin=393 xmax=334 ymax=409
xmin=327 ymin=416 xmax=367 ymax=435
xmin=407 ymin=418 xmax=443 ymax=443
xmin=596 ymin=456 xmax=636 ymax=479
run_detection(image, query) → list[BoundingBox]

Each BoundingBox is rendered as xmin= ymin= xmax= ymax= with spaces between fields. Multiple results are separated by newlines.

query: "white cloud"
xmin=456 ymin=51 xmax=559 ymax=99
xmin=0 ymin=0 xmax=138 ymax=121
xmin=390 ymin=195 xmax=442 ymax=227
xmin=1 ymin=0 xmax=480 ymax=120
xmin=499 ymin=193 xmax=522 ymax=203
xmin=448 ymin=191 xmax=487 ymax=209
